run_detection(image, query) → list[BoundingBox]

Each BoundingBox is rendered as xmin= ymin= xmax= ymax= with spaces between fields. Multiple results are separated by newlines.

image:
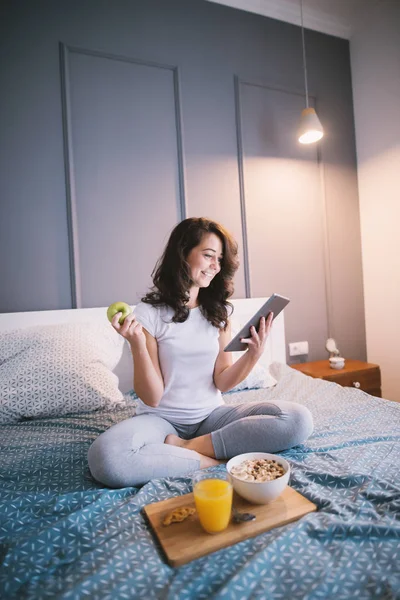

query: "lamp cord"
xmin=300 ymin=0 xmax=309 ymax=108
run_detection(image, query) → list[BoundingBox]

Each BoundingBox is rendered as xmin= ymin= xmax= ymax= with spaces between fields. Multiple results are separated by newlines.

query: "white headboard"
xmin=0 ymin=298 xmax=287 ymax=392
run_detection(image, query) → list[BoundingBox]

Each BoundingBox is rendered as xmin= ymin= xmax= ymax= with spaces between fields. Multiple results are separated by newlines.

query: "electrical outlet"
xmin=289 ymin=341 xmax=309 ymax=356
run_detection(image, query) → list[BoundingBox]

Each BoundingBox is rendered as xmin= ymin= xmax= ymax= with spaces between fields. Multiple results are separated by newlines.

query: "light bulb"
xmin=298 ymin=107 xmax=324 ymax=145
xmin=299 ymin=130 xmax=324 ymax=144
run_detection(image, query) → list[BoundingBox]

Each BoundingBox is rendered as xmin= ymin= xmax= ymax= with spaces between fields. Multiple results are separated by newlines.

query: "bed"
xmin=0 ymin=299 xmax=399 ymax=599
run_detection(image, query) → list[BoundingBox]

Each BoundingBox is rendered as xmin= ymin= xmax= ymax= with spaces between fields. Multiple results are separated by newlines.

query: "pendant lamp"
xmin=298 ymin=0 xmax=324 ymax=144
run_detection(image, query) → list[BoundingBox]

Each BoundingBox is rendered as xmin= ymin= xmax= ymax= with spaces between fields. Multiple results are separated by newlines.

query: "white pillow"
xmin=0 ymin=322 xmax=127 ymax=424
xmin=229 ymin=360 xmax=277 ymax=392
xmin=229 ymin=323 xmax=277 ymax=392
xmin=113 ymin=338 xmax=134 ymax=394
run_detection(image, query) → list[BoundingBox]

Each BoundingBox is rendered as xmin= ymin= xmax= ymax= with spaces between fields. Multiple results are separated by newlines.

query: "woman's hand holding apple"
xmin=111 ymin=312 xmax=146 ymax=351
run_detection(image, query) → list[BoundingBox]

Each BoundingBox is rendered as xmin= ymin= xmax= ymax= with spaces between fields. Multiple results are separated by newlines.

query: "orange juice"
xmin=193 ymin=478 xmax=233 ymax=534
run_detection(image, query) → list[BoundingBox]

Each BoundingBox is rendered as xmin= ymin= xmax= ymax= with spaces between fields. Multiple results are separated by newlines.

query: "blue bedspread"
xmin=0 ymin=365 xmax=399 ymax=599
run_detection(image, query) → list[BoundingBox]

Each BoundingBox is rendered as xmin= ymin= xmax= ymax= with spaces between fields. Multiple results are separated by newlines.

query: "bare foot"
xmin=164 ymin=434 xmax=221 ymax=468
xmin=165 ymin=433 xmax=185 ymax=448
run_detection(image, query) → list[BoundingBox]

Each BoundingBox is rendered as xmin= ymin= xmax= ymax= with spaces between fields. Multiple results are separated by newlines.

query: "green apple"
xmin=107 ymin=301 xmax=132 ymax=325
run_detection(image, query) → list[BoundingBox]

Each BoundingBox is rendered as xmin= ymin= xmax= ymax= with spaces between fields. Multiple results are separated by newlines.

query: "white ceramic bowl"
xmin=226 ymin=452 xmax=290 ymax=505
xmin=329 ymin=356 xmax=345 ymax=370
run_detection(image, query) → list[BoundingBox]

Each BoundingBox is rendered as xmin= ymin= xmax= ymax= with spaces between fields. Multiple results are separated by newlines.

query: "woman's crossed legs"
xmin=88 ymin=401 xmax=313 ymax=488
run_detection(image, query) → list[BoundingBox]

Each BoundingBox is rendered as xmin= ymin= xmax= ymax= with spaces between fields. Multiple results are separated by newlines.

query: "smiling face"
xmin=186 ymin=233 xmax=223 ymax=289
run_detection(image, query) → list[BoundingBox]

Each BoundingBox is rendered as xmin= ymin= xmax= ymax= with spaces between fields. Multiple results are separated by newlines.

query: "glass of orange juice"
xmin=192 ymin=471 xmax=233 ymax=534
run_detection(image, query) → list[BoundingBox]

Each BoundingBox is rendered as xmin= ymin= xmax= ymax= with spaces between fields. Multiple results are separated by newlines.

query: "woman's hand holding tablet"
xmin=224 ymin=294 xmax=290 ymax=352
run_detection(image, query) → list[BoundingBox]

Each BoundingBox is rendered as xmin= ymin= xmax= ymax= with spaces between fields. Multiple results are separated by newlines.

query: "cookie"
xmin=162 ymin=506 xmax=196 ymax=526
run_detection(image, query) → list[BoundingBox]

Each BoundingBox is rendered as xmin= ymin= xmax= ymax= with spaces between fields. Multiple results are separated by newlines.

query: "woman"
xmin=88 ymin=217 xmax=313 ymax=487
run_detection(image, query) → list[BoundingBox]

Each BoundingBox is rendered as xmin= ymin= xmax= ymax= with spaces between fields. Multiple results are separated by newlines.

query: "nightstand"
xmin=291 ymin=359 xmax=381 ymax=397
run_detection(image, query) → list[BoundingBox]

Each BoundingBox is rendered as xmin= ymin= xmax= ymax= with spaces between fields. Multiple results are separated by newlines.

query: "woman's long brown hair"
xmin=142 ymin=217 xmax=239 ymax=329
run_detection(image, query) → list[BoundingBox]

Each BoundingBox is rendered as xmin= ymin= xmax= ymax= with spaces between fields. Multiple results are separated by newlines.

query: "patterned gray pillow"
xmin=0 ymin=322 xmax=127 ymax=424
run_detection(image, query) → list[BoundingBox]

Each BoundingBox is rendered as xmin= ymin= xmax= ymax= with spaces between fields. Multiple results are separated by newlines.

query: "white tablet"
xmin=224 ymin=294 xmax=290 ymax=352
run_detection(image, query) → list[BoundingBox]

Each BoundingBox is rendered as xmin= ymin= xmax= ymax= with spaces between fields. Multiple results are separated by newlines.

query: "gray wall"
xmin=350 ymin=0 xmax=400 ymax=400
xmin=0 ymin=0 xmax=366 ymax=363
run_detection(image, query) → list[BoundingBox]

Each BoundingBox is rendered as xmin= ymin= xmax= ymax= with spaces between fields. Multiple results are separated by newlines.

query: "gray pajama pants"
xmin=88 ymin=400 xmax=313 ymax=488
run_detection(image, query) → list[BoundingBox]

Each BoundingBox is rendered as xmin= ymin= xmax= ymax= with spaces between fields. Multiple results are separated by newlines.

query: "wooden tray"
xmin=143 ymin=486 xmax=317 ymax=567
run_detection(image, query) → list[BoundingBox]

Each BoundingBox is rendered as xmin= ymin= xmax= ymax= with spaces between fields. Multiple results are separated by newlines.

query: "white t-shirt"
xmin=133 ymin=301 xmax=224 ymax=424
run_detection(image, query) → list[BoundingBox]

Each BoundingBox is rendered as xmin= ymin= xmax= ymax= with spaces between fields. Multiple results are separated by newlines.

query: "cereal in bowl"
xmin=230 ymin=458 xmax=285 ymax=482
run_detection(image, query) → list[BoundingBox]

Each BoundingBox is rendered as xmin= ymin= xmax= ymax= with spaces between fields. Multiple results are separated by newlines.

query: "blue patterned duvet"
xmin=0 ymin=363 xmax=399 ymax=599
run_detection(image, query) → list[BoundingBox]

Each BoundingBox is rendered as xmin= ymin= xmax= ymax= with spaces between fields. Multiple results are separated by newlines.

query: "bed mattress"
xmin=0 ymin=364 xmax=399 ymax=599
